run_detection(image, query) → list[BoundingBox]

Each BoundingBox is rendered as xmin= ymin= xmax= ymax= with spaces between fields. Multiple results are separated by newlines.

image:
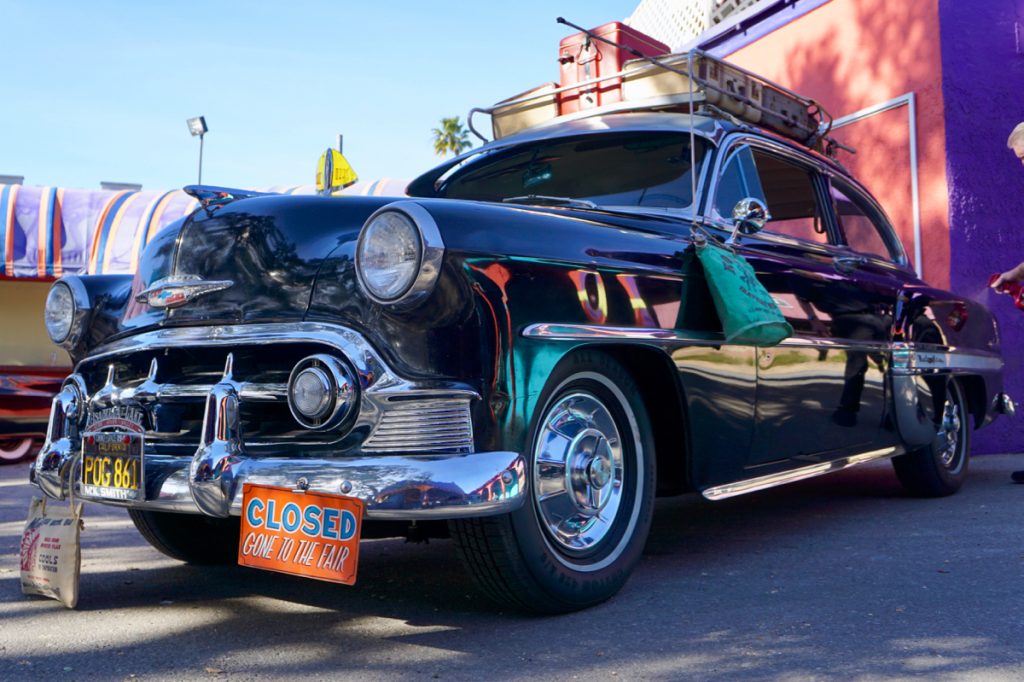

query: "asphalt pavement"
xmin=2 ymin=453 xmax=1023 ymax=681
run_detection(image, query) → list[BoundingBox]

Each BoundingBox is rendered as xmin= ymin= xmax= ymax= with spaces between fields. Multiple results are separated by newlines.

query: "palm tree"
xmin=432 ymin=116 xmax=473 ymax=157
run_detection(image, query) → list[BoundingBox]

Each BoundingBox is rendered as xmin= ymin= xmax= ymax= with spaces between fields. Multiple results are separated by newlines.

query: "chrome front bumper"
xmin=31 ymin=323 xmax=527 ymax=520
xmin=32 ymin=443 xmax=525 ymax=519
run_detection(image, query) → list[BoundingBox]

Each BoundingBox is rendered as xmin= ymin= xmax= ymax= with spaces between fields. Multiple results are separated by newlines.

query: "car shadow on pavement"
xmin=3 ymin=457 xmax=1023 ymax=680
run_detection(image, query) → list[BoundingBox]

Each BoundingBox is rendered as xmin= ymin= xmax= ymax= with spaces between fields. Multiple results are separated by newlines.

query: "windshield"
xmin=435 ymin=132 xmax=709 ymax=211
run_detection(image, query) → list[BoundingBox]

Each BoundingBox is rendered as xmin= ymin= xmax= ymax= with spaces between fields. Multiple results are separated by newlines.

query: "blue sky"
xmin=2 ymin=1 xmax=633 ymax=191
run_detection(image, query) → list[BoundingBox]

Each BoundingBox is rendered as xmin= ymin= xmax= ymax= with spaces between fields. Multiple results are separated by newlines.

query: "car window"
xmin=715 ymin=146 xmax=830 ymax=245
xmin=437 ymin=132 xmax=708 ymax=210
xmin=829 ymin=181 xmax=898 ymax=261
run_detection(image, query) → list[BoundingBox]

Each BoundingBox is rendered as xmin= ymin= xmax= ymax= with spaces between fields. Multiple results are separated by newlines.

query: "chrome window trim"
xmin=702 ymin=132 xmax=913 ymax=273
xmin=703 ymin=134 xmax=843 ymax=252
xmin=438 ymin=128 xmax=718 ymax=225
xmin=355 ymin=201 xmax=446 ymax=309
xmin=826 ymin=176 xmax=910 ymax=270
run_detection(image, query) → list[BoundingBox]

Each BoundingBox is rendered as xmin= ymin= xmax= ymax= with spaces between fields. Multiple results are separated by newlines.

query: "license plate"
xmin=80 ymin=432 xmax=144 ymax=501
xmin=238 ymin=484 xmax=363 ymax=585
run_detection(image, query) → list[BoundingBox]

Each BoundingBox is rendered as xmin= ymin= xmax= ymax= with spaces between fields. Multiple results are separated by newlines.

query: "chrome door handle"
xmin=834 ymin=255 xmax=867 ymax=273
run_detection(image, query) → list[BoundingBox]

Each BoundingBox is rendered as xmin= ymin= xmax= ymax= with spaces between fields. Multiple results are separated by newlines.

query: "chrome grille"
xmin=74 ymin=323 xmax=480 ymax=457
xmin=363 ymin=397 xmax=474 ymax=454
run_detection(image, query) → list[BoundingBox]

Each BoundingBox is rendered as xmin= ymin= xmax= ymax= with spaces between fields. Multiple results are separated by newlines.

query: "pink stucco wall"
xmin=722 ymin=0 xmax=951 ymax=289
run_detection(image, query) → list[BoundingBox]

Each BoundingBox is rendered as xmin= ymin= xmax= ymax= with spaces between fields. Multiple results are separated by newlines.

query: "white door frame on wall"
xmin=833 ymin=92 xmax=921 ymax=277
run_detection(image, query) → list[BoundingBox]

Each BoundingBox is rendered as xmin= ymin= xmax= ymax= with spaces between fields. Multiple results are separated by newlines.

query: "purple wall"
xmin=940 ymin=0 xmax=1024 ymax=453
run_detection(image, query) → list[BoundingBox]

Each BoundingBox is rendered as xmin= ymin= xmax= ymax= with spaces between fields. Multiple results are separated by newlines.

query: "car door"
xmin=824 ymin=174 xmax=913 ymax=438
xmin=708 ymin=139 xmax=888 ymax=467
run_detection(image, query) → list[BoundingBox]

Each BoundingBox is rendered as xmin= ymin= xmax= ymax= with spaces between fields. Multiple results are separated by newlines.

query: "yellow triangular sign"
xmin=316 ymin=148 xmax=358 ymax=193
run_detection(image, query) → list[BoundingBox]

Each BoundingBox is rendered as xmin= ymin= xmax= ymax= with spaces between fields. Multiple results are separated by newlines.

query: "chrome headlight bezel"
xmin=287 ymin=354 xmax=360 ymax=431
xmin=44 ymin=277 xmax=90 ymax=349
xmin=355 ymin=202 xmax=445 ymax=308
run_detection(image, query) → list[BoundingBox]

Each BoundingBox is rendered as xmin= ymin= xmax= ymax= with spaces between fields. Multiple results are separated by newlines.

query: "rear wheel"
xmin=0 ymin=437 xmax=33 ymax=462
xmin=128 ymin=509 xmax=240 ymax=564
xmin=450 ymin=351 xmax=656 ymax=613
xmin=892 ymin=378 xmax=970 ymax=497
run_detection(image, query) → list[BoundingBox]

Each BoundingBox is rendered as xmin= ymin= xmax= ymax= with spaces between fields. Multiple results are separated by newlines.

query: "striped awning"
xmin=0 ymin=179 xmax=408 ymax=280
xmin=0 ymin=184 xmax=198 ymax=278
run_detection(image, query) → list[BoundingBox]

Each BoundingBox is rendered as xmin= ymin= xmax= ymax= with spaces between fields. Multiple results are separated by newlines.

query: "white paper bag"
xmin=20 ymin=497 xmax=83 ymax=609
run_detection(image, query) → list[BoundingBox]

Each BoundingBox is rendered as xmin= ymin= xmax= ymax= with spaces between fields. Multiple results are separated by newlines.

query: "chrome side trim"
xmin=775 ymin=336 xmax=891 ymax=352
xmin=892 ymin=345 xmax=1003 ymax=375
xmin=701 ymin=446 xmax=902 ymax=501
xmin=523 ymin=326 xmax=1003 ymax=376
xmin=522 ymin=323 xmax=724 ymax=345
xmin=522 ymin=324 xmax=893 ymax=352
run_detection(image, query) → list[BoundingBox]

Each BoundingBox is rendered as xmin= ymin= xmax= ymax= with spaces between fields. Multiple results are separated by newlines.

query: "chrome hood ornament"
xmin=136 ymin=275 xmax=234 ymax=309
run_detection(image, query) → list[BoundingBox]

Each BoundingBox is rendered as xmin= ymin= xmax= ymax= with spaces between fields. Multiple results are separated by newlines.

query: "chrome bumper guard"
xmin=32 ymin=331 xmax=526 ymax=520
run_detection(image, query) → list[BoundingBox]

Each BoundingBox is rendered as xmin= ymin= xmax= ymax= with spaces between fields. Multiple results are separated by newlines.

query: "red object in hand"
xmin=989 ymin=273 xmax=1024 ymax=310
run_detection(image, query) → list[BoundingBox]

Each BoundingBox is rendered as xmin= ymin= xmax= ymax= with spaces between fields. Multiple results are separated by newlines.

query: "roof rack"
xmin=469 ymin=49 xmax=844 ymax=156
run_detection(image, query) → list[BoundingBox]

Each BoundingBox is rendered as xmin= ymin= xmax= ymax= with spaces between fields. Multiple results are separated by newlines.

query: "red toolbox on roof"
xmin=558 ymin=21 xmax=669 ymax=114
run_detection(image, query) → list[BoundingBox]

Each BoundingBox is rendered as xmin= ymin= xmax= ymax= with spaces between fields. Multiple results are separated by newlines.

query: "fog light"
xmin=290 ymin=367 xmax=332 ymax=419
xmin=287 ymin=354 xmax=358 ymax=430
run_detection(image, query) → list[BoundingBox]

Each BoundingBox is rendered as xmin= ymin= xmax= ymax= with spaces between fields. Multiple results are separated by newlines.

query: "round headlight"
xmin=44 ymin=282 xmax=75 ymax=344
xmin=356 ymin=210 xmax=422 ymax=301
xmin=287 ymin=354 xmax=359 ymax=430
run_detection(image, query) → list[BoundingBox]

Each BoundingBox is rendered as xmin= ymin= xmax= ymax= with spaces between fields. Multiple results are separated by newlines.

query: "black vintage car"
xmin=33 ymin=54 xmax=1011 ymax=613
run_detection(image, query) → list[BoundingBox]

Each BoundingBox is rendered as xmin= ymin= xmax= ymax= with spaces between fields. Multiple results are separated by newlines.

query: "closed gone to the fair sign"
xmin=238 ymin=484 xmax=364 ymax=585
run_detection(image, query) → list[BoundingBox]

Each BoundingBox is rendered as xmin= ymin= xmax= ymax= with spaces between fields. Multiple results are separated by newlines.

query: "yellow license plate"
xmin=81 ymin=432 xmax=143 ymax=501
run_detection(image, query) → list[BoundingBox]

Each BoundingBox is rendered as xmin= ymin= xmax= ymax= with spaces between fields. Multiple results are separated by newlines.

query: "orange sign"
xmin=238 ymin=484 xmax=364 ymax=585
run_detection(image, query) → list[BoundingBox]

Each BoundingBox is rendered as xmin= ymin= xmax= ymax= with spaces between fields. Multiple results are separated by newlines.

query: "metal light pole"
xmin=186 ymin=116 xmax=208 ymax=184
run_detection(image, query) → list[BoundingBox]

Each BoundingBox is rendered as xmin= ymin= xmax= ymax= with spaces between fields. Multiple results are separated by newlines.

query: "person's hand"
xmin=990 ymin=262 xmax=1024 ymax=289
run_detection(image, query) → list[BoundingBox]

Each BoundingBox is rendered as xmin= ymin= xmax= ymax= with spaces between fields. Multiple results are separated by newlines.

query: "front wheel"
xmin=450 ymin=351 xmax=656 ymax=613
xmin=892 ymin=378 xmax=970 ymax=497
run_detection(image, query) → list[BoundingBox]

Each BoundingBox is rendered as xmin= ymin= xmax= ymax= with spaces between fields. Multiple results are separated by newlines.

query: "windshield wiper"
xmin=502 ymin=195 xmax=598 ymax=209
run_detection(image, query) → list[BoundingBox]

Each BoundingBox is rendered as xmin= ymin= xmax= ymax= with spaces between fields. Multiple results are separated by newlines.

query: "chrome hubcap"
xmin=938 ymin=398 xmax=962 ymax=468
xmin=533 ymin=392 xmax=625 ymax=555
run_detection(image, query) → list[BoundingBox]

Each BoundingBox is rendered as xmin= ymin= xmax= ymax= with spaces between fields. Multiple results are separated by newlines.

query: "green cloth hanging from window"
xmin=694 ymin=237 xmax=793 ymax=346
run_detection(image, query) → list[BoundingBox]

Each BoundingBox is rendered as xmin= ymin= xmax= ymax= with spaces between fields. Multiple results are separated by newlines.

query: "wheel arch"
xmin=957 ymin=373 xmax=988 ymax=429
xmin=574 ymin=343 xmax=690 ymax=496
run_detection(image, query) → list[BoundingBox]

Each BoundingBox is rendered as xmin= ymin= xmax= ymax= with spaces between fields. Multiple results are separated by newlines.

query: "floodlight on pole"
xmin=186 ymin=116 xmax=208 ymax=184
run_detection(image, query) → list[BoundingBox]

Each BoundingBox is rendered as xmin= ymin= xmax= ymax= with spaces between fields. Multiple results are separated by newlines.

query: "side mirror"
xmin=728 ymin=197 xmax=771 ymax=244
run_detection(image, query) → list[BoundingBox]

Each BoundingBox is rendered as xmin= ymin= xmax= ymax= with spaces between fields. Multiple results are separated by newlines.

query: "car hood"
xmin=107 ymin=193 xmax=691 ymax=342
xmin=117 ymin=195 xmax=394 ymax=335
